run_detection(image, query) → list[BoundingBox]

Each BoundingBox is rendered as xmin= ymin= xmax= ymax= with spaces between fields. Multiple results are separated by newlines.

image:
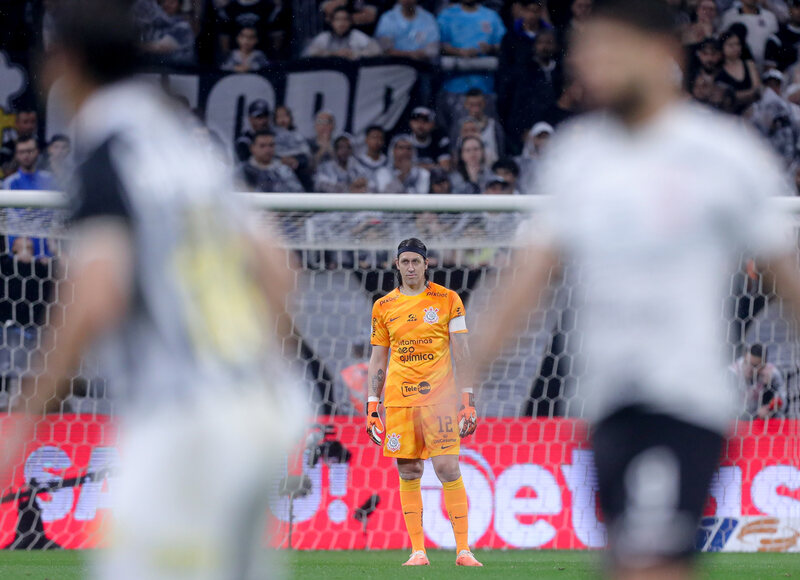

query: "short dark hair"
xmin=492 ymin=158 xmax=520 ymax=177
xmin=749 ymin=344 xmax=765 ymax=360
xmin=334 ymin=135 xmax=352 ymax=147
xmin=49 ymin=134 xmax=70 ymax=146
xmin=332 ymin=5 xmax=352 ymax=17
xmin=15 ymin=106 xmax=36 ymax=116
xmin=465 ymin=88 xmax=485 ymax=99
xmin=15 ymin=136 xmax=38 ymax=151
xmin=251 ymin=130 xmax=275 ymax=142
xmin=591 ymin=0 xmax=678 ymax=37
xmin=51 ymin=0 xmax=142 ymax=85
xmin=365 ymin=125 xmax=385 ymax=137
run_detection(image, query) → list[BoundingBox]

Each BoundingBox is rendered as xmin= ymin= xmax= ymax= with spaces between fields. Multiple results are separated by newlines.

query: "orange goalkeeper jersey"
xmin=371 ymin=282 xmax=467 ymax=408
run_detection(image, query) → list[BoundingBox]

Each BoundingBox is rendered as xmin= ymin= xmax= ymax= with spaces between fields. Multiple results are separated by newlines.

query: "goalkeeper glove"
xmin=366 ymin=398 xmax=384 ymax=446
xmin=458 ymin=391 xmax=477 ymax=438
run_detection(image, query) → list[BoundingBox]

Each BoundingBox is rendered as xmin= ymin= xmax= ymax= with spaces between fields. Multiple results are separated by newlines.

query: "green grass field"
xmin=0 ymin=550 xmax=797 ymax=579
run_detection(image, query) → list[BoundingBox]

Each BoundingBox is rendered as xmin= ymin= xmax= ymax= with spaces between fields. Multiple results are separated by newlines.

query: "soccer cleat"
xmin=455 ymin=550 xmax=483 ymax=567
xmin=402 ymin=550 xmax=430 ymax=566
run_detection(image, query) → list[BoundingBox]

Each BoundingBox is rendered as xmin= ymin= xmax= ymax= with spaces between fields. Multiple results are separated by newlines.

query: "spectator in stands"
xmin=454 ymin=88 xmax=505 ymax=167
xmin=769 ymin=0 xmax=800 ymax=71
xmin=750 ymin=69 xmax=796 ymax=165
xmin=558 ymin=0 xmax=592 ymax=49
xmin=221 ymin=26 xmax=270 ymax=72
xmin=791 ymin=160 xmax=800 ymax=194
xmin=537 ymin=75 xmax=582 ymax=128
xmin=218 ymin=0 xmax=291 ymax=61
xmin=135 ymin=0 xmax=195 ymax=65
xmin=437 ymin=0 xmax=506 ymax=127
xmin=3 ymin=138 xmax=54 ymax=191
xmin=235 ymin=99 xmax=272 ymax=163
xmin=717 ymin=30 xmax=762 ymax=113
xmin=690 ymin=71 xmax=716 ymax=104
xmin=457 ymin=118 xmax=482 ymax=142
xmin=408 ymin=107 xmax=452 ymax=171
xmin=274 ymin=105 xmax=313 ymax=189
xmin=690 ymin=36 xmax=723 ymax=79
xmin=498 ymin=0 xmax=551 ymax=95
xmin=429 ymin=168 xmax=452 ymax=193
xmin=0 ymin=107 xmax=38 ymax=177
xmin=375 ymin=0 xmax=440 ymax=60
xmin=491 ymin=158 xmax=521 ymax=194
xmin=354 ymin=125 xmax=388 ymax=183
xmin=709 ymin=80 xmax=738 ymax=113
xmin=720 ymin=0 xmax=778 ymax=67
xmin=321 ymin=0 xmax=378 ymax=33
xmin=304 ymin=7 xmax=381 ymax=58
xmin=682 ymin=0 xmax=718 ymax=46
xmin=309 ymin=110 xmax=337 ymax=169
xmin=449 ymin=135 xmax=490 ymax=193
xmin=43 ymin=135 xmax=71 ymax=189
xmin=506 ymin=28 xmax=563 ymax=149
xmin=730 ymin=344 xmax=786 ymax=419
xmin=375 ymin=134 xmax=431 ymax=193
xmin=314 ymin=135 xmax=371 ymax=192
xmin=237 ymin=130 xmax=304 ymax=192
xmin=2 ymin=138 xmax=56 ymax=257
xmin=516 ymin=121 xmax=553 ymax=194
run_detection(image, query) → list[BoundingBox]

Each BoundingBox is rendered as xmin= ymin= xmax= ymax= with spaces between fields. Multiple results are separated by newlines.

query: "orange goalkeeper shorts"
xmin=383 ymin=405 xmax=460 ymax=459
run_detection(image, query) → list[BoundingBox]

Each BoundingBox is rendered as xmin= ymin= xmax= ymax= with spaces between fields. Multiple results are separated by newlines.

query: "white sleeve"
xmin=735 ymin=135 xmax=795 ymax=258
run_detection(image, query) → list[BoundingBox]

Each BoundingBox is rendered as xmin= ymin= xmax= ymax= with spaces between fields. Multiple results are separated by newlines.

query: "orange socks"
xmin=442 ymin=476 xmax=469 ymax=553
xmin=399 ymin=477 xmax=425 ymax=553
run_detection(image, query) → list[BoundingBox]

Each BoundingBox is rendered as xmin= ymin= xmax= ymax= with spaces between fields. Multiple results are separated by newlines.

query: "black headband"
xmin=397 ymin=245 xmax=427 ymax=259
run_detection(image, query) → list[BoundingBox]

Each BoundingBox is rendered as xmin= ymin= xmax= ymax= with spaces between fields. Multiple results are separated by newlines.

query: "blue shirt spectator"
xmin=2 ymin=137 xmax=56 ymax=257
xmin=438 ymin=0 xmax=506 ymax=94
xmin=375 ymin=0 xmax=440 ymax=60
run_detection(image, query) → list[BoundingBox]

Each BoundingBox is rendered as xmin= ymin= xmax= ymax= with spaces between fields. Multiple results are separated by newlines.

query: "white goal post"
xmin=0 ymin=190 xmax=796 ymax=554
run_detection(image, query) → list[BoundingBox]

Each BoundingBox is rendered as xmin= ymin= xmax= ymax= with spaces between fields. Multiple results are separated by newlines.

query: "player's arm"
xmin=469 ymin=242 xmax=561 ymax=383
xmin=25 ymin=221 xmax=133 ymax=415
xmin=366 ymin=345 xmax=389 ymax=445
xmin=451 ymin=331 xmax=477 ymax=438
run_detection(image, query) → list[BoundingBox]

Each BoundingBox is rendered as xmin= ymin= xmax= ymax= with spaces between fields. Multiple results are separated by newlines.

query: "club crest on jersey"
xmin=423 ymin=306 xmax=439 ymax=324
xmin=386 ymin=433 xmax=401 ymax=453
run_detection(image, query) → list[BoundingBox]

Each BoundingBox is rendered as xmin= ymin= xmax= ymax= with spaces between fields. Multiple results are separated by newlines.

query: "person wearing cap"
xmin=375 ymin=134 xmax=430 ymax=194
xmin=235 ymin=98 xmax=272 ymax=163
xmin=750 ymin=68 xmax=796 ymax=165
xmin=366 ymin=237 xmax=482 ymax=567
xmin=304 ymin=6 xmax=381 ymax=58
xmin=482 ymin=173 xmax=512 ymax=195
xmin=515 ymin=122 xmax=553 ymax=194
xmin=720 ymin=0 xmax=778 ymax=68
xmin=375 ymin=0 xmax=439 ymax=61
xmin=314 ymin=134 xmax=372 ymax=192
xmin=408 ymin=107 xmax=452 ymax=171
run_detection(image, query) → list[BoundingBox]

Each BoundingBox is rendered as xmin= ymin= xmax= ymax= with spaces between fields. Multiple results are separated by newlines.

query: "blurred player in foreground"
xmin=5 ymin=1 xmax=304 ymax=578
xmin=366 ymin=238 xmax=480 ymax=566
xmin=470 ymin=1 xmax=800 ymax=579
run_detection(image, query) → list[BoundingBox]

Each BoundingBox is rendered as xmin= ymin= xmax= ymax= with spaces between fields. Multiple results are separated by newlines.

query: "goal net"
xmin=0 ymin=192 xmax=796 ymax=553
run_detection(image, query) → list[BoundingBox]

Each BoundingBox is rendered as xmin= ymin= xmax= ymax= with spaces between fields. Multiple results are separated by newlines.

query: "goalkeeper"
xmin=366 ymin=237 xmax=481 ymax=567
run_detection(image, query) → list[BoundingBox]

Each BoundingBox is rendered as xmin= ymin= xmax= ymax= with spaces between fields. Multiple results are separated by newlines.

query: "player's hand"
xmin=458 ymin=391 xmax=477 ymax=438
xmin=366 ymin=400 xmax=384 ymax=446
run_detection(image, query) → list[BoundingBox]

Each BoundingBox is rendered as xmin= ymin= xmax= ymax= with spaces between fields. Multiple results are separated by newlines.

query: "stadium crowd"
xmin=0 ymin=0 xmax=799 ymax=418
xmin=5 ymin=0 xmax=800 ymax=194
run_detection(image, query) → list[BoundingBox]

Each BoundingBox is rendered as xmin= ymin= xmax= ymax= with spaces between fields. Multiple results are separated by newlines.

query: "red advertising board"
xmin=0 ymin=414 xmax=796 ymax=551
